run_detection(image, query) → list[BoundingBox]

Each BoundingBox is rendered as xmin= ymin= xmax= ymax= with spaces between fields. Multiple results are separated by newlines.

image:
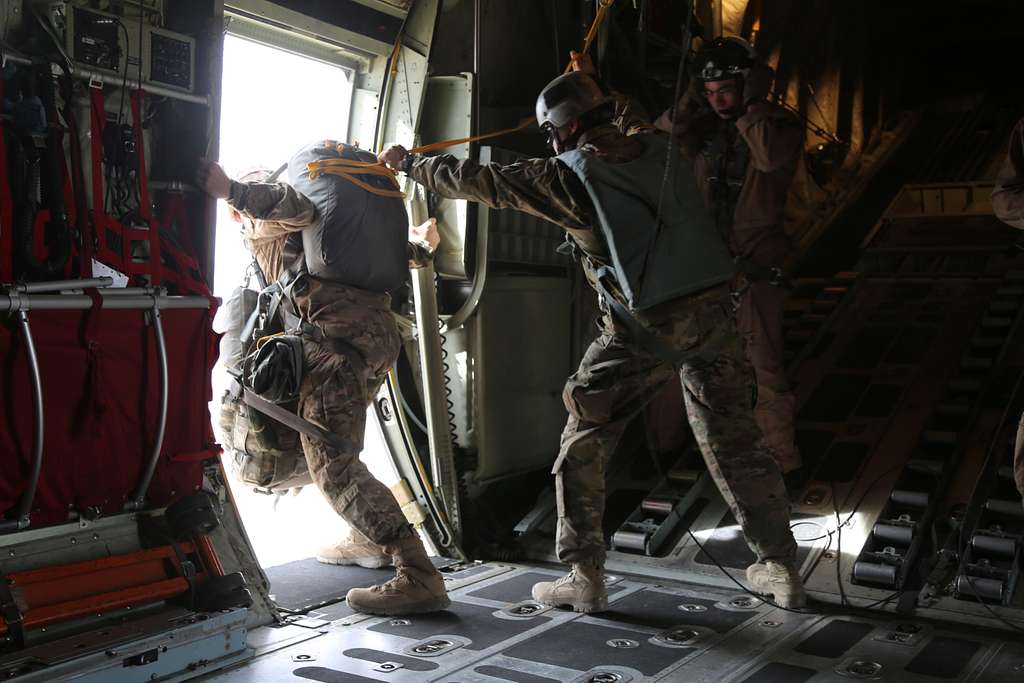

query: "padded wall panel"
xmin=0 ymin=306 xmax=217 ymax=525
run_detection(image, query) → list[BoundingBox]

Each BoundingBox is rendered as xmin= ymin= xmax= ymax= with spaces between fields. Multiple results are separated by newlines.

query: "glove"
xmin=743 ymin=63 xmax=774 ymax=106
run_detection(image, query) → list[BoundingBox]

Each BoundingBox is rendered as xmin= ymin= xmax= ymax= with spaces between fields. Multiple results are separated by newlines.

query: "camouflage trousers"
xmin=294 ymin=278 xmax=411 ymax=546
xmin=735 ymin=279 xmax=801 ymax=473
xmin=554 ymin=284 xmax=797 ymax=567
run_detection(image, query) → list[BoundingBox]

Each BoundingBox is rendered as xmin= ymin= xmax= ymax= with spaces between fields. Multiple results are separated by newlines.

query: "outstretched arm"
xmin=380 ymin=146 xmax=592 ymax=233
xmin=197 ymin=159 xmax=316 ymax=237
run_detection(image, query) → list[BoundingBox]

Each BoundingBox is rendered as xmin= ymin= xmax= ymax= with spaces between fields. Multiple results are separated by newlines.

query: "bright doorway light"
xmin=211 ymin=34 xmax=397 ymax=569
xmin=213 ymin=34 xmax=352 ymax=296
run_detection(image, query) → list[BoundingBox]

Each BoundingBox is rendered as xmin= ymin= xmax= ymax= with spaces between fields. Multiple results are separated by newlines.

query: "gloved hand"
xmin=196 ymin=159 xmax=232 ymax=199
xmin=409 ymin=217 xmax=440 ymax=252
xmin=379 ymin=144 xmax=410 ymax=172
xmin=743 ymin=63 xmax=775 ymax=106
xmin=570 ymin=50 xmax=597 ymax=77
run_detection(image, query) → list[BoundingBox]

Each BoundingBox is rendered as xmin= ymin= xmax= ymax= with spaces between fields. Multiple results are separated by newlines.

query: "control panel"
xmin=60 ymin=2 xmax=195 ymax=93
xmin=145 ymin=27 xmax=195 ymax=93
xmin=67 ymin=4 xmax=126 ymax=74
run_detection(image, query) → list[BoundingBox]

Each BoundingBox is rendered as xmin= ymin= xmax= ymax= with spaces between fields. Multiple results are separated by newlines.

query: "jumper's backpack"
xmin=215 ymin=270 xmax=312 ymax=493
xmin=286 ymin=140 xmax=409 ymax=292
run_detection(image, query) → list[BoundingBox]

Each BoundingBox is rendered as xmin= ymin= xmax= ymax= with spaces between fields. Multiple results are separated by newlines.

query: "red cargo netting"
xmin=0 ymin=305 xmax=220 ymax=526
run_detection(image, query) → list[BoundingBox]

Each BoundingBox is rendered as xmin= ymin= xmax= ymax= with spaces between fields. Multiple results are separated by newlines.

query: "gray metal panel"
xmin=472 ymin=276 xmax=572 ymax=484
xmin=5 ymin=608 xmax=250 ymax=682
xmin=225 ymin=0 xmax=401 ymax=56
xmin=484 ymin=148 xmax=572 ymax=269
xmin=419 ymin=75 xmax=475 ymax=278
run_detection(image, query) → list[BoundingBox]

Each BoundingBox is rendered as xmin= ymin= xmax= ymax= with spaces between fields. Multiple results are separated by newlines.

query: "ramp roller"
xmin=611 ymin=529 xmax=649 ymax=553
xmin=890 ymin=489 xmax=929 ymax=508
xmin=872 ymin=523 xmax=914 ymax=546
xmin=955 ymin=575 xmax=1005 ymax=601
xmin=640 ymin=498 xmax=675 ymax=518
xmin=984 ymin=499 xmax=1024 ymax=519
xmin=852 ymin=561 xmax=898 ymax=588
xmin=969 ymin=534 xmax=1018 ymax=559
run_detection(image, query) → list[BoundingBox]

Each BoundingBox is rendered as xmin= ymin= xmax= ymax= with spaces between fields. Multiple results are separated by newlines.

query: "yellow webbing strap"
xmin=307 ymin=0 xmax=616 ymax=198
xmin=565 ymin=0 xmax=616 ymax=74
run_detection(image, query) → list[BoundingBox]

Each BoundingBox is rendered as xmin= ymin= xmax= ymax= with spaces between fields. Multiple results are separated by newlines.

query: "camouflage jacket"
xmin=992 ymin=117 xmax=1024 ymax=230
xmin=227 ymin=180 xmax=434 ymax=284
xmin=651 ymin=98 xmax=802 ymax=266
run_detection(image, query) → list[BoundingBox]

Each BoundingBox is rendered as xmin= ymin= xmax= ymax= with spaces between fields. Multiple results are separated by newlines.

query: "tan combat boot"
xmin=531 ymin=564 xmax=608 ymax=613
xmin=316 ymin=527 xmax=393 ymax=569
xmin=747 ymin=559 xmax=806 ymax=609
xmin=345 ymin=533 xmax=450 ymax=616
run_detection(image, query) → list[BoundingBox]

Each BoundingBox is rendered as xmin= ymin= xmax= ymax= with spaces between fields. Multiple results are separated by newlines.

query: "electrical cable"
xmin=398 ymin=388 xmax=429 ymax=435
xmin=650 ymin=1 xmax=691 ymax=250
xmin=832 ymin=479 xmax=850 ymax=608
xmin=550 ymin=0 xmax=561 ymax=76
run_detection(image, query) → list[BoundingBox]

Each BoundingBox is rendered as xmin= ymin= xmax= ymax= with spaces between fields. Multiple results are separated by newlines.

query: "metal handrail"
xmin=126 ymin=301 xmax=169 ymax=511
xmin=2 ymin=294 xmax=211 ymax=312
xmin=14 ymin=277 xmax=113 ymax=293
xmin=0 ymin=311 xmax=45 ymax=532
xmin=0 ymin=288 xmax=209 ymax=528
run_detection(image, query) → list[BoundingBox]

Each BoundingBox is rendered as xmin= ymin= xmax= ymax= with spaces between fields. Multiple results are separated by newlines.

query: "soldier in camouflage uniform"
xmin=652 ymin=38 xmax=804 ymax=482
xmin=198 ymin=158 xmax=449 ymax=615
xmin=991 ymin=116 xmax=1024 ymax=505
xmin=381 ymin=71 xmax=804 ymax=610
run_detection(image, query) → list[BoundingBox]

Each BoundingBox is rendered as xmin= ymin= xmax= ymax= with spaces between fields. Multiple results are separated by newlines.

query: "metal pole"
xmin=0 ymin=294 xmax=210 ymax=311
xmin=409 ymin=192 xmax=462 ymax=540
xmin=1 ymin=312 xmax=45 ymax=532
xmin=5 ymin=52 xmax=209 ymax=106
xmin=72 ymin=66 xmax=209 ymax=106
xmin=15 ymin=277 xmax=113 ymax=293
xmin=441 ymin=150 xmax=491 ymax=333
xmin=126 ymin=303 xmax=169 ymax=510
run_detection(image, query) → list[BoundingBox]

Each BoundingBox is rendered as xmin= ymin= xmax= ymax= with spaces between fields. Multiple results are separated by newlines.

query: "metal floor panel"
xmin=197 ymin=565 xmax=812 ymax=683
xmin=194 ymin=563 xmax=1024 ymax=683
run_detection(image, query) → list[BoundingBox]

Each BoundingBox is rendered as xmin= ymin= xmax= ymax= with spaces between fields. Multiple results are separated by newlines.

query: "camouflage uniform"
xmin=991 ymin=116 xmax=1024 ymax=498
xmin=227 ymin=181 xmax=432 ymax=546
xmin=654 ymin=99 xmax=804 ymax=474
xmin=407 ymin=124 xmax=797 ymax=566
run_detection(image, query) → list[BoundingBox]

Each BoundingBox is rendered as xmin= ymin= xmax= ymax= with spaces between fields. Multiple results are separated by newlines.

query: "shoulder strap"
xmin=230 ymin=379 xmax=348 ymax=451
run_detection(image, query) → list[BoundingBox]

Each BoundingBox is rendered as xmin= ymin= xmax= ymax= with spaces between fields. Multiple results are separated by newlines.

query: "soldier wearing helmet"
xmin=380 ymin=62 xmax=805 ymax=611
xmin=197 ymin=155 xmax=447 ymax=617
xmin=655 ymin=36 xmax=806 ymax=487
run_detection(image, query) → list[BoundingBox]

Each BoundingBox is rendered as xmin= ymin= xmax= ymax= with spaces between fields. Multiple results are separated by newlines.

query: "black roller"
xmin=852 ymin=561 xmax=897 ymax=588
xmin=955 ymin=575 xmax=1005 ymax=601
xmin=873 ymin=523 xmax=913 ymax=546
xmin=970 ymin=534 xmax=1017 ymax=558
xmin=985 ymin=499 xmax=1024 ymax=519
xmin=890 ymin=489 xmax=929 ymax=508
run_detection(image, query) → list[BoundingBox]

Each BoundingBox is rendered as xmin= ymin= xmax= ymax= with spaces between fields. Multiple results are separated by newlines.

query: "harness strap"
xmin=595 ymin=266 xmax=718 ymax=368
xmin=231 ymin=378 xmax=348 ymax=452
